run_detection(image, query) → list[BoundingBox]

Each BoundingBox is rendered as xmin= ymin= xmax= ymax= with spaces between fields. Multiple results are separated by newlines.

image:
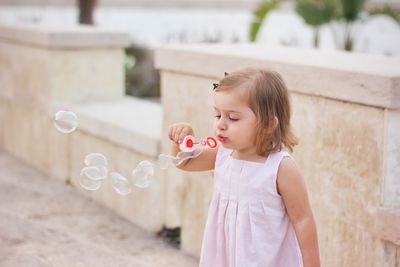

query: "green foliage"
xmin=295 ymin=0 xmax=335 ymax=47
xmin=295 ymin=0 xmax=336 ymax=26
xmin=369 ymin=4 xmax=400 ymax=23
xmin=339 ymin=0 xmax=366 ymax=22
xmin=249 ymin=0 xmax=280 ymax=42
xmin=295 ymin=0 xmax=367 ymax=50
xmin=251 ymin=0 xmax=396 ymax=52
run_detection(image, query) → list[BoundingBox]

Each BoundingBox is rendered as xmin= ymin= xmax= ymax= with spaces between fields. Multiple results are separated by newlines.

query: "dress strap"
xmin=265 ymin=150 xmax=294 ymax=193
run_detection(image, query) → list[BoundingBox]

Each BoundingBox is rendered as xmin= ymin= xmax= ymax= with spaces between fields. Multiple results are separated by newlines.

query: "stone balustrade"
xmin=0 ymin=23 xmax=164 ymax=232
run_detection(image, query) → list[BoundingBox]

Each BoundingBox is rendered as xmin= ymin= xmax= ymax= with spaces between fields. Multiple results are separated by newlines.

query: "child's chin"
xmin=221 ymin=143 xmax=233 ymax=149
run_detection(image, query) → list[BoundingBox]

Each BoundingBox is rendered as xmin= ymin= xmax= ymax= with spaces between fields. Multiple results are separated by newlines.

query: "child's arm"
xmin=168 ymin=122 xmax=217 ymax=172
xmin=277 ymin=157 xmax=320 ymax=267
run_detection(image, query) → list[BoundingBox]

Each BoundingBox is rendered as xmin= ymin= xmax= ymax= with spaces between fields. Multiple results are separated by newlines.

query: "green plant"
xmin=249 ymin=0 xmax=280 ymax=42
xmin=251 ymin=0 xmax=396 ymax=52
xmin=295 ymin=0 xmax=336 ymax=47
xmin=295 ymin=0 xmax=367 ymax=51
xmin=335 ymin=0 xmax=367 ymax=50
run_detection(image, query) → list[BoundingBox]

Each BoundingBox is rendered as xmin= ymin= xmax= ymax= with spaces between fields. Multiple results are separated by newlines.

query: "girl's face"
xmin=213 ymin=89 xmax=258 ymax=154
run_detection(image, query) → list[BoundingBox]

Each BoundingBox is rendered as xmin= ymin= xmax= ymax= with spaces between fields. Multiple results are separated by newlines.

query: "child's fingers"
xmin=169 ymin=126 xmax=176 ymax=141
xmin=170 ymin=126 xmax=180 ymax=142
xmin=168 ymin=126 xmax=173 ymax=140
xmin=174 ymin=127 xmax=183 ymax=144
xmin=178 ymin=127 xmax=190 ymax=143
xmin=168 ymin=124 xmax=193 ymax=144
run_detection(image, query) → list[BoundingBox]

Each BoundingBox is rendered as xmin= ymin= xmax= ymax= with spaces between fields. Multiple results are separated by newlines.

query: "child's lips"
xmin=217 ymin=135 xmax=227 ymax=142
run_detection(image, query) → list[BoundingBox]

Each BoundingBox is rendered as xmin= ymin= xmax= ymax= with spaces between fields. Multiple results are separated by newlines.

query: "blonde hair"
xmin=215 ymin=68 xmax=298 ymax=156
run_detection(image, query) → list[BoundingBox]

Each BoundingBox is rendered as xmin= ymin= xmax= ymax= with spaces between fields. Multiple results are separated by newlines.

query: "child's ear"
xmin=273 ymin=116 xmax=279 ymax=128
xmin=268 ymin=116 xmax=279 ymax=133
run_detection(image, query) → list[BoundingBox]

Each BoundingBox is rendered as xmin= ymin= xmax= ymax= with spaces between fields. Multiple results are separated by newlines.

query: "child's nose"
xmin=217 ymin=119 xmax=227 ymax=131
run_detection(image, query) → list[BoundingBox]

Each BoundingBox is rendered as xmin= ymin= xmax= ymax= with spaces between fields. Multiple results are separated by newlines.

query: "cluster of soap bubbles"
xmin=53 ymin=110 xmax=216 ymax=196
xmin=79 ymin=152 xmax=154 ymax=196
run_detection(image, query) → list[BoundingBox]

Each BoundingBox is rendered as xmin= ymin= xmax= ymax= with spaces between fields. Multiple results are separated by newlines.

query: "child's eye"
xmin=215 ymin=115 xmax=221 ymax=119
xmin=229 ymin=117 xmax=239 ymax=121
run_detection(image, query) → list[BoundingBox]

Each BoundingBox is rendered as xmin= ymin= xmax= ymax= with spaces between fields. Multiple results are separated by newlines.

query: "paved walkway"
xmin=0 ymin=150 xmax=198 ymax=267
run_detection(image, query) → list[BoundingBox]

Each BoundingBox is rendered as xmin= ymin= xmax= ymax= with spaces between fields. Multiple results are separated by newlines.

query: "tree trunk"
xmin=78 ymin=0 xmax=97 ymax=25
xmin=313 ymin=27 xmax=320 ymax=48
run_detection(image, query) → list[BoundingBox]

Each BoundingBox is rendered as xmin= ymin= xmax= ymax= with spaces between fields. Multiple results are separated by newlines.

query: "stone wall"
xmin=155 ymin=44 xmax=400 ymax=265
xmin=0 ymin=23 xmax=165 ymax=232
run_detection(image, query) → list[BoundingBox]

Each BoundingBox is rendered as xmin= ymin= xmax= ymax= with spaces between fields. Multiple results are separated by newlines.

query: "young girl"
xmin=168 ymin=68 xmax=320 ymax=267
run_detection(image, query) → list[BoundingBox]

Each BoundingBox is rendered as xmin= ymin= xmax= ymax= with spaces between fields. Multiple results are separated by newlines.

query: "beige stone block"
xmin=162 ymin=167 xmax=185 ymax=228
xmin=1 ymin=102 xmax=16 ymax=154
xmin=0 ymin=100 xmax=69 ymax=181
xmin=30 ymin=109 xmax=54 ymax=173
xmin=181 ymin=172 xmax=214 ymax=257
xmin=291 ymin=93 xmax=319 ymax=175
xmin=161 ymin=71 xmax=215 ymax=137
xmin=0 ymin=24 xmax=129 ymax=49
xmin=113 ymin=146 xmax=164 ymax=231
xmin=160 ymin=71 xmax=217 ymax=255
xmin=0 ymin=43 xmax=125 ymax=114
xmin=290 ymin=95 xmax=400 ymax=265
xmin=397 ymin=247 xmax=400 ymax=266
xmin=383 ymin=109 xmax=400 ymax=207
xmin=30 ymin=109 xmax=70 ymax=182
xmin=48 ymin=49 xmax=125 ymax=104
xmin=305 ymin=96 xmax=383 ymax=180
xmin=0 ymin=42 xmax=52 ymax=111
xmin=156 ymin=44 xmax=400 ymax=108
xmin=310 ymin=98 xmax=383 ymax=199
xmin=66 ymin=97 xmax=161 ymax=157
xmin=375 ymin=207 xmax=400 ymax=246
xmin=0 ymin=98 xmax=10 ymax=148
xmin=47 ymin=122 xmax=70 ymax=182
xmin=0 ymin=42 xmax=17 ymax=101
xmin=7 ymin=104 xmax=34 ymax=163
xmin=321 ymin=219 xmax=398 ymax=267
xmin=69 ymin=131 xmax=117 ymax=201
xmin=69 ymin=131 xmax=164 ymax=231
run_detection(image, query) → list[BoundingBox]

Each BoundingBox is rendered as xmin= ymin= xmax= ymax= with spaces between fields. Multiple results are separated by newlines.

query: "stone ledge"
xmin=375 ymin=207 xmax=400 ymax=245
xmin=155 ymin=44 xmax=400 ymax=109
xmin=0 ymin=23 xmax=130 ymax=49
xmin=53 ymin=97 xmax=162 ymax=157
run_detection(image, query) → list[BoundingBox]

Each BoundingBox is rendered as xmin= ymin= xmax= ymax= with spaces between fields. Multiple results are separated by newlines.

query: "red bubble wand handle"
xmin=179 ymin=135 xmax=217 ymax=152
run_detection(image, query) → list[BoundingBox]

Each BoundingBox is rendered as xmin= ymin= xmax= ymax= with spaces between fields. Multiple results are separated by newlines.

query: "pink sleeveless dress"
xmin=199 ymin=145 xmax=303 ymax=267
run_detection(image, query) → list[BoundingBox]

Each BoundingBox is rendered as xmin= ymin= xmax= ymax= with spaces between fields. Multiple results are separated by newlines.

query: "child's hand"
xmin=168 ymin=123 xmax=194 ymax=145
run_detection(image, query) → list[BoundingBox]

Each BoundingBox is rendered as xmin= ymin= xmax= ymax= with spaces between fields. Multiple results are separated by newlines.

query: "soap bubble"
xmin=80 ymin=166 xmax=108 ymax=180
xmin=157 ymin=154 xmax=176 ymax=170
xmin=138 ymin=160 xmax=154 ymax=174
xmin=79 ymin=174 xmax=103 ymax=191
xmin=78 ymin=154 xmax=134 ymax=196
xmin=84 ymin=153 xmax=108 ymax=167
xmin=110 ymin=172 xmax=131 ymax=196
xmin=132 ymin=160 xmax=154 ymax=188
xmin=157 ymin=150 xmax=203 ymax=169
xmin=175 ymin=150 xmax=202 ymax=165
xmin=53 ymin=110 xmax=78 ymax=134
